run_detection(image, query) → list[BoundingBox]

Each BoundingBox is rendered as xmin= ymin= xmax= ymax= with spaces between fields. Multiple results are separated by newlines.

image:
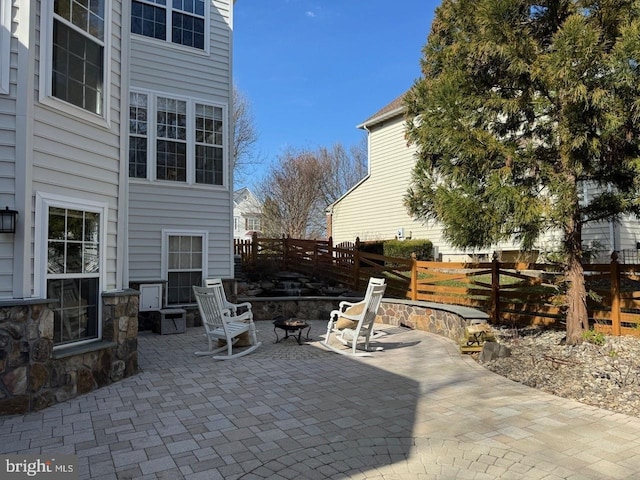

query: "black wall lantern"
xmin=0 ymin=207 xmax=18 ymax=233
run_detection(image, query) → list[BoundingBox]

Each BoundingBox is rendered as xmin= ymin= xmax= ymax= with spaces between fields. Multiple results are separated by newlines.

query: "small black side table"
xmin=273 ymin=318 xmax=311 ymax=345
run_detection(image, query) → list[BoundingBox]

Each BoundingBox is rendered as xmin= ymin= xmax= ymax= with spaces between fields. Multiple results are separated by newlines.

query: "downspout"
xmin=13 ymin=0 xmax=35 ymax=298
xmin=117 ymin=0 xmax=132 ymax=290
xmin=228 ymin=0 xmax=236 ymax=277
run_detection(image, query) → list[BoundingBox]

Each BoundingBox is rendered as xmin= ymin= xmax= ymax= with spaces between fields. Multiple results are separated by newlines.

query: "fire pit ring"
xmin=273 ymin=317 xmax=311 ymax=345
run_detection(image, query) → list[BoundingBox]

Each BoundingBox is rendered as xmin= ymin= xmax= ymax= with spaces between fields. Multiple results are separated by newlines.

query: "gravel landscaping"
xmin=477 ymin=327 xmax=640 ymax=418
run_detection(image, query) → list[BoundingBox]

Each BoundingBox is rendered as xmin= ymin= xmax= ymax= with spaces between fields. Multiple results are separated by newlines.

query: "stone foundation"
xmin=0 ymin=290 xmax=139 ymax=415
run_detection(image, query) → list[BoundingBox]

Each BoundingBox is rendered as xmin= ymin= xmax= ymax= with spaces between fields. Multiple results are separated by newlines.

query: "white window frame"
xmin=246 ymin=217 xmax=261 ymax=232
xmin=38 ymin=0 xmax=112 ymax=126
xmin=129 ymin=88 xmax=227 ymax=188
xmin=0 ymin=0 xmax=10 ymax=94
xmin=161 ymin=229 xmax=208 ymax=305
xmin=34 ymin=192 xmax=108 ymax=349
xmin=131 ymin=0 xmax=210 ymax=54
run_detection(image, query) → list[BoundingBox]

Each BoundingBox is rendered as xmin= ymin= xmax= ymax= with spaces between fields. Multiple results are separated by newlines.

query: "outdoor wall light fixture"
xmin=0 ymin=207 xmax=18 ymax=233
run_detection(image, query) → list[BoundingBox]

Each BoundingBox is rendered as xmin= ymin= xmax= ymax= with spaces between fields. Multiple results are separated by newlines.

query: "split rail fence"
xmin=234 ymin=235 xmax=640 ymax=336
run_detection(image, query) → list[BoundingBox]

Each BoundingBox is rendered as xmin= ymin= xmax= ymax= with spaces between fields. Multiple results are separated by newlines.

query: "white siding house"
xmin=0 ymin=0 xmax=130 ymax=337
xmin=0 ymin=0 xmax=236 ymax=344
xmin=233 ymin=187 xmax=261 ymax=239
xmin=0 ymin=0 xmax=237 ymax=413
xmin=127 ymin=0 xmax=236 ymax=306
xmin=328 ymin=93 xmax=640 ymax=263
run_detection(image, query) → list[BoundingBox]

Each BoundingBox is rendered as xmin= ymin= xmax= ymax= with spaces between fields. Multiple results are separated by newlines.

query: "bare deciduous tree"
xmin=317 ymin=137 xmax=368 ymax=207
xmin=259 ymin=148 xmax=326 ymax=239
xmin=232 ymin=86 xmax=263 ymax=185
xmin=258 ymin=137 xmax=368 ymax=239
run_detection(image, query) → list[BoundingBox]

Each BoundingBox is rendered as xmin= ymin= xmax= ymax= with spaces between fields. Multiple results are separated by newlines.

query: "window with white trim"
xmin=129 ymin=90 xmax=225 ymax=185
xmin=37 ymin=195 xmax=106 ymax=348
xmin=131 ymin=0 xmax=206 ymax=50
xmin=129 ymin=92 xmax=149 ymax=178
xmin=50 ymin=0 xmax=106 ymax=115
xmin=0 ymin=0 xmax=11 ymax=95
xmin=246 ymin=217 xmax=261 ymax=232
xmin=165 ymin=233 xmax=205 ymax=305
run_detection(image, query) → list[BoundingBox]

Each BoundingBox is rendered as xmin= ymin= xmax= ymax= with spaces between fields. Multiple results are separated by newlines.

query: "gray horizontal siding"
xmin=129 ymin=1 xmax=231 ymax=102
xmin=128 ymin=184 xmax=233 ymax=282
xmin=0 ymin=7 xmax=17 ymax=297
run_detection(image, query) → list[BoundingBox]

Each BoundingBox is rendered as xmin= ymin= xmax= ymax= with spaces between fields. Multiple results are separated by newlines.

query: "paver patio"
xmin=2 ymin=320 xmax=640 ymax=479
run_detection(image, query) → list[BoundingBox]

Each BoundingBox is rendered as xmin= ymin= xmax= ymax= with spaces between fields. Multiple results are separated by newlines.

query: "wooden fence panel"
xmin=233 ymin=236 xmax=640 ymax=336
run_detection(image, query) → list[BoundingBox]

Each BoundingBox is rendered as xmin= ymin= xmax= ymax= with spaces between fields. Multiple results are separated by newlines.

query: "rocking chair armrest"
xmin=222 ymin=311 xmax=253 ymax=324
xmin=331 ymin=310 xmax=362 ymax=322
xmin=338 ymin=299 xmax=363 ymax=311
xmin=231 ymin=301 xmax=252 ymax=311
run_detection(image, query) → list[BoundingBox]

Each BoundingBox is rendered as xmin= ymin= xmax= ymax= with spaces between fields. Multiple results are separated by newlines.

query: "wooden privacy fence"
xmin=235 ymin=236 xmax=640 ymax=336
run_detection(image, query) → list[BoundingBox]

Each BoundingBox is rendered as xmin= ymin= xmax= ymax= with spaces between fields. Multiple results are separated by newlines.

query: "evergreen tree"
xmin=405 ymin=0 xmax=640 ymax=344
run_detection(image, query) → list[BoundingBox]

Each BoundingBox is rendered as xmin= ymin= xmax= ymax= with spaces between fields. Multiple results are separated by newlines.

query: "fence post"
xmin=491 ymin=252 xmax=500 ymax=324
xmin=611 ymin=252 xmax=621 ymax=336
xmin=411 ymin=252 xmax=418 ymax=301
xmin=354 ymin=237 xmax=361 ymax=291
xmin=328 ymin=236 xmax=334 ymax=267
xmin=283 ymin=235 xmax=289 ymax=270
xmin=251 ymin=232 xmax=258 ymax=265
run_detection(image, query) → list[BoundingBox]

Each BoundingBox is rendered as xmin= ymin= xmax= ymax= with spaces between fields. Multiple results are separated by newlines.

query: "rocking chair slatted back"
xmin=193 ymin=285 xmax=261 ymax=359
xmin=204 ymin=278 xmax=252 ymax=316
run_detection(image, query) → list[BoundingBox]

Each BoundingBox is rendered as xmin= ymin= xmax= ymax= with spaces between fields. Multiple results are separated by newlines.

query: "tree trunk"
xmin=564 ymin=212 xmax=588 ymax=345
xmin=565 ymin=249 xmax=588 ymax=344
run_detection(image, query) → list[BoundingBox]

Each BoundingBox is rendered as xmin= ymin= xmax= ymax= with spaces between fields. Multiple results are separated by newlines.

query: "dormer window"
xmin=131 ymin=0 xmax=206 ymax=50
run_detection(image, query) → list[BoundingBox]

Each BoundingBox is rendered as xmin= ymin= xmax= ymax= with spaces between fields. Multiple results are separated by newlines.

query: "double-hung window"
xmin=49 ymin=0 xmax=106 ymax=115
xmin=246 ymin=217 xmax=261 ymax=232
xmin=163 ymin=231 xmax=207 ymax=305
xmin=157 ymin=97 xmax=188 ymax=181
xmin=129 ymin=91 xmax=225 ymax=186
xmin=131 ymin=0 xmax=206 ymax=50
xmin=37 ymin=193 xmax=107 ymax=348
xmin=0 ymin=0 xmax=11 ymax=94
xmin=129 ymin=93 xmax=149 ymax=178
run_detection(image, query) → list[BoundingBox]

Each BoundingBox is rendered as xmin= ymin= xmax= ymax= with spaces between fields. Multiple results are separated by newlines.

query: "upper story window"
xmin=51 ymin=0 xmax=105 ymax=115
xmin=129 ymin=90 xmax=225 ymax=186
xmin=131 ymin=0 xmax=206 ymax=50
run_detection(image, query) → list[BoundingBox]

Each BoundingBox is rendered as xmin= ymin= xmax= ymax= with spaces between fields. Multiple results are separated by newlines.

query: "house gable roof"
xmin=357 ymin=91 xmax=408 ymax=129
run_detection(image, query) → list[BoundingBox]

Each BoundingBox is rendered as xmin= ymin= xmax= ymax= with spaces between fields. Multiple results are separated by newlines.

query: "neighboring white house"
xmin=0 ymin=0 xmax=236 ymax=340
xmin=327 ymin=93 xmax=640 ymax=263
xmin=233 ymin=187 xmax=262 ymax=239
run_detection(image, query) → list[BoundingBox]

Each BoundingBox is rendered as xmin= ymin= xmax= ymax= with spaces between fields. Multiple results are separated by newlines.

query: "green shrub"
xmin=383 ymin=239 xmax=434 ymax=261
xmin=582 ymin=329 xmax=606 ymax=346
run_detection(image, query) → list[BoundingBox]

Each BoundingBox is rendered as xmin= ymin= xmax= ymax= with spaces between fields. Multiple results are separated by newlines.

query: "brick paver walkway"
xmin=2 ymin=321 xmax=640 ymax=479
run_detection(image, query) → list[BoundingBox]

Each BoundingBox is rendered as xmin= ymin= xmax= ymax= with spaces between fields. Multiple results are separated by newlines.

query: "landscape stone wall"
xmin=239 ymin=296 xmax=488 ymax=343
xmin=0 ymin=290 xmax=139 ymax=415
xmin=377 ymin=300 xmax=489 ymax=343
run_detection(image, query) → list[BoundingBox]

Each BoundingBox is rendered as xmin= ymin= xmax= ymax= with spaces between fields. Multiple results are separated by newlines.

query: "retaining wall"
xmin=240 ymin=296 xmax=489 ymax=343
xmin=0 ymin=291 xmax=139 ymax=415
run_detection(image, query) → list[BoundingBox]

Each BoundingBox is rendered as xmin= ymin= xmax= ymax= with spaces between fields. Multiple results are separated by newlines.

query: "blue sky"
xmin=233 ymin=0 xmax=439 ymax=185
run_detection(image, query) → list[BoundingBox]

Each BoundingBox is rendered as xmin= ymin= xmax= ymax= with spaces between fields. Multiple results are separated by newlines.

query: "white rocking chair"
xmin=193 ymin=285 xmax=261 ymax=359
xmin=321 ymin=278 xmax=387 ymax=356
xmin=204 ymin=278 xmax=252 ymax=316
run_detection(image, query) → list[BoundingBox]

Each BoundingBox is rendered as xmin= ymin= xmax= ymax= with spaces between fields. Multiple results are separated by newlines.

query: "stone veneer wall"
xmin=240 ymin=296 xmax=489 ymax=344
xmin=377 ymin=300 xmax=489 ymax=343
xmin=0 ymin=290 xmax=139 ymax=415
